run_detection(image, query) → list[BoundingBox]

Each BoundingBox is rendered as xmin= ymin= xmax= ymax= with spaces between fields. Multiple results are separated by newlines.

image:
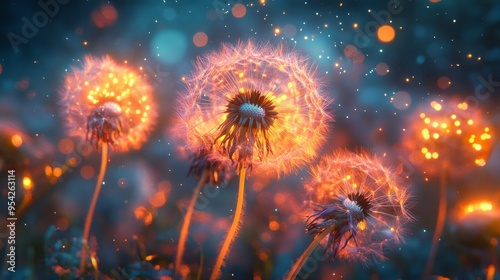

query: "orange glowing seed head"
xmin=60 ymin=55 xmax=157 ymax=152
xmin=401 ymin=98 xmax=494 ymax=175
xmin=174 ymin=40 xmax=332 ymax=176
xmin=304 ymin=150 xmax=414 ymax=265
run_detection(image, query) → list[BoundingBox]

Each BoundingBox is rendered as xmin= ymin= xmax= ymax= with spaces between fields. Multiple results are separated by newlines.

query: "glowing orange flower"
xmin=304 ymin=150 xmax=414 ymax=265
xmin=402 ymin=98 xmax=493 ymax=175
xmin=60 ymin=56 xmax=157 ymax=152
xmin=174 ymin=40 xmax=331 ymax=176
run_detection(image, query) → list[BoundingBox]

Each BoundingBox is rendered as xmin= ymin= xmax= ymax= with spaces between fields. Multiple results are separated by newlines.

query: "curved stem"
xmin=175 ymin=169 xmax=208 ymax=274
xmin=80 ymin=143 xmax=108 ymax=272
xmin=424 ymin=161 xmax=448 ymax=277
xmin=285 ymin=225 xmax=335 ymax=280
xmin=197 ymin=246 xmax=204 ymax=280
xmin=210 ymin=165 xmax=246 ymax=280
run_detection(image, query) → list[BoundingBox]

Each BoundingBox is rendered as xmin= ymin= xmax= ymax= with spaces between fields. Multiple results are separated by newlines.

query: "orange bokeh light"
xmin=232 ymin=3 xmax=246 ymax=18
xmin=149 ymin=191 xmax=167 ymax=208
xmin=11 ymin=134 xmax=23 ymax=147
xmin=465 ymin=201 xmax=493 ymax=214
xmin=56 ymin=218 xmax=70 ymax=231
xmin=377 ymin=25 xmax=395 ymax=43
xmin=134 ymin=206 xmax=153 ymax=226
xmin=269 ymin=220 xmax=280 ymax=231
xmin=375 ymin=62 xmax=389 ymax=76
xmin=92 ymin=4 xmax=118 ymax=28
xmin=437 ymin=76 xmax=451 ymax=90
xmin=193 ymin=32 xmax=208 ymax=47
xmin=58 ymin=138 xmax=74 ymax=155
xmin=23 ymin=176 xmax=32 ymax=190
xmin=81 ymin=165 xmax=95 ymax=179
xmin=53 ymin=167 xmax=62 ymax=178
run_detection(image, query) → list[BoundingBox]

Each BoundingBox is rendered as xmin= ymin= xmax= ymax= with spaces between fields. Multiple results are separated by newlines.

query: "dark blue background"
xmin=1 ymin=0 xmax=499 ymax=279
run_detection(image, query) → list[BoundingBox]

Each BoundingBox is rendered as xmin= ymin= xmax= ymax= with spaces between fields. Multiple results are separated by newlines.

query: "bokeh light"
xmin=193 ymin=32 xmax=208 ymax=47
xmin=391 ymin=91 xmax=411 ymax=110
xmin=377 ymin=25 xmax=395 ymax=43
xmin=375 ymin=62 xmax=389 ymax=76
xmin=232 ymin=3 xmax=246 ymax=18
xmin=151 ymin=30 xmax=188 ymax=65
xmin=92 ymin=4 xmax=118 ymax=28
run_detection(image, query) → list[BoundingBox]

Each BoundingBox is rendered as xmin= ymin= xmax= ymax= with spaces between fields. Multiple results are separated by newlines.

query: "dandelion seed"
xmin=286 ymin=150 xmax=414 ymax=279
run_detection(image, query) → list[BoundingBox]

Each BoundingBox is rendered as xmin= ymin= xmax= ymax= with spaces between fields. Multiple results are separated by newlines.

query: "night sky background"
xmin=1 ymin=0 xmax=500 ymax=279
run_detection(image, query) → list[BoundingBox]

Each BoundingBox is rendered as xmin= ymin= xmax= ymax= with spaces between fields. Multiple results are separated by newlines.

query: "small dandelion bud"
xmin=188 ymin=147 xmax=233 ymax=187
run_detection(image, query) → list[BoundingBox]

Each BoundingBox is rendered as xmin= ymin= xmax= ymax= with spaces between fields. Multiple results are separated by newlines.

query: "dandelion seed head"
xmin=175 ymin=40 xmax=332 ymax=176
xmin=402 ymin=97 xmax=493 ymax=175
xmin=60 ymin=55 xmax=157 ymax=152
xmin=304 ymin=150 xmax=414 ymax=265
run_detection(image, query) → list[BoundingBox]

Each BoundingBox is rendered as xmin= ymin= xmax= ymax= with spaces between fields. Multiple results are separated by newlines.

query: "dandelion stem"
xmin=175 ymin=169 xmax=208 ymax=274
xmin=285 ymin=225 xmax=336 ymax=280
xmin=210 ymin=165 xmax=246 ymax=280
xmin=80 ymin=143 xmax=108 ymax=273
xmin=424 ymin=161 xmax=449 ymax=277
xmin=197 ymin=246 xmax=204 ymax=280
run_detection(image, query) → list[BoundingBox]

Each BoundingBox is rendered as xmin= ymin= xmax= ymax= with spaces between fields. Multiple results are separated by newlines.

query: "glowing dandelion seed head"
xmin=304 ymin=150 xmax=414 ymax=265
xmin=403 ymin=98 xmax=493 ymax=175
xmin=60 ymin=55 xmax=157 ymax=152
xmin=175 ymin=40 xmax=331 ymax=176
